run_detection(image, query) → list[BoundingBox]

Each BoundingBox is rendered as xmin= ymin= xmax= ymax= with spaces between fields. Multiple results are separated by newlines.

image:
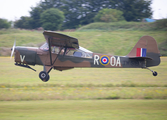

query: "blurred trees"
xmin=115 ymin=0 xmax=152 ymax=21
xmin=40 ymin=8 xmax=65 ymax=30
xmin=14 ymin=16 xmax=32 ymax=29
xmin=29 ymin=6 xmax=43 ymax=29
xmin=38 ymin=0 xmax=118 ymax=29
xmin=94 ymin=9 xmax=125 ymax=22
xmin=14 ymin=0 xmax=152 ymax=30
xmin=0 ymin=18 xmax=11 ymax=29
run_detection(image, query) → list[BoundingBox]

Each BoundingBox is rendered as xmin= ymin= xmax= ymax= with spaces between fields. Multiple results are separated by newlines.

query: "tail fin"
xmin=127 ymin=36 xmax=161 ymax=67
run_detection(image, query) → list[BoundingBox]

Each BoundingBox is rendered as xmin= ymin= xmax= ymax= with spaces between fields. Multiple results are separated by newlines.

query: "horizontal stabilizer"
xmin=129 ymin=56 xmax=153 ymax=60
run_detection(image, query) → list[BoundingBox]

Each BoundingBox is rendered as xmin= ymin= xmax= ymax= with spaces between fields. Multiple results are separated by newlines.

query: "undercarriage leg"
xmin=144 ymin=67 xmax=158 ymax=76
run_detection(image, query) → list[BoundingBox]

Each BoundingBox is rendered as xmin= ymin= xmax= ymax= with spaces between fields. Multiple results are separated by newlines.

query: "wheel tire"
xmin=45 ymin=74 xmax=50 ymax=82
xmin=153 ymin=71 xmax=158 ymax=76
xmin=39 ymin=71 xmax=48 ymax=80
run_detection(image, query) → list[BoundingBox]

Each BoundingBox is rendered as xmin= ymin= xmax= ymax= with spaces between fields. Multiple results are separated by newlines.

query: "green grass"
xmin=77 ymin=21 xmax=167 ymax=31
xmin=1 ymin=57 xmax=167 ymax=85
xmin=77 ymin=22 xmax=155 ymax=31
xmin=0 ymin=57 xmax=167 ymax=100
xmin=1 ymin=86 xmax=167 ymax=100
xmin=72 ymin=31 xmax=167 ymax=55
xmin=0 ymin=29 xmax=43 ymax=47
xmin=0 ymin=100 xmax=167 ymax=120
xmin=0 ymin=29 xmax=167 ymax=55
xmin=0 ymin=28 xmax=167 ymax=119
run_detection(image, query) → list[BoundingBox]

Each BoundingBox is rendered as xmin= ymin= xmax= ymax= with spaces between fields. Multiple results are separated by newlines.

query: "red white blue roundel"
xmin=100 ymin=55 xmax=110 ymax=66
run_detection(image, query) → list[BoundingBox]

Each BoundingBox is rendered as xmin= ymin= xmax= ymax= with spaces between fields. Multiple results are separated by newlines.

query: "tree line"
xmin=1 ymin=0 xmax=152 ymax=30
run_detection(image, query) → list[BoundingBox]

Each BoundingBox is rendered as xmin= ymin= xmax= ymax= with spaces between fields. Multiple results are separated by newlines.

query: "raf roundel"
xmin=100 ymin=55 xmax=110 ymax=66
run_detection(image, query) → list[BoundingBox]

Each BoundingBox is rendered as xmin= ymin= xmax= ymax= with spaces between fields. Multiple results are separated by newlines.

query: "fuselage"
xmin=12 ymin=32 xmax=161 ymax=82
xmin=14 ymin=46 xmax=158 ymax=71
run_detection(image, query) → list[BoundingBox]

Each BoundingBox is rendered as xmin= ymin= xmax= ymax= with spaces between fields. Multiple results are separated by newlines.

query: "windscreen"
xmin=40 ymin=42 xmax=49 ymax=51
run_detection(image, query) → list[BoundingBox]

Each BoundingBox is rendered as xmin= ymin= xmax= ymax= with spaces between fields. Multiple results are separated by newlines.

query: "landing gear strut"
xmin=39 ymin=71 xmax=50 ymax=82
xmin=144 ymin=67 xmax=158 ymax=76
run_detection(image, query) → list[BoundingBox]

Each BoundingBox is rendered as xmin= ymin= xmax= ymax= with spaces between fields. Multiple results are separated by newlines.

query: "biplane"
xmin=11 ymin=31 xmax=161 ymax=82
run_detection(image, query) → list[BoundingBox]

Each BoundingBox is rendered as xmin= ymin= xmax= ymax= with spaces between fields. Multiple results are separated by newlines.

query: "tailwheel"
xmin=39 ymin=71 xmax=50 ymax=82
xmin=153 ymin=71 xmax=158 ymax=76
xmin=144 ymin=67 xmax=158 ymax=77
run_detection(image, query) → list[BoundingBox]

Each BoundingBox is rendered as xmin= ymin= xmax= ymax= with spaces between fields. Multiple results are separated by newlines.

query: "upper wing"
xmin=43 ymin=31 xmax=79 ymax=49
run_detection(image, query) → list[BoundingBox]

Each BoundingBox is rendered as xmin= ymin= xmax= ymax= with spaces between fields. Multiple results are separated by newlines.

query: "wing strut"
xmin=48 ymin=38 xmax=52 ymax=65
xmin=47 ymin=37 xmax=65 ymax=69
xmin=52 ymin=47 xmax=63 ymax=65
xmin=48 ymin=37 xmax=65 ymax=66
xmin=63 ymin=47 xmax=67 ymax=56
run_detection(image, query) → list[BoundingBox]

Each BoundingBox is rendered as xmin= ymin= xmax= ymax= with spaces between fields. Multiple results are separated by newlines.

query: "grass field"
xmin=0 ymin=57 xmax=167 ymax=100
xmin=0 ymin=57 xmax=167 ymax=120
xmin=77 ymin=21 xmax=167 ymax=31
xmin=0 ymin=100 xmax=167 ymax=120
xmin=0 ymin=29 xmax=167 ymax=55
xmin=0 ymin=28 xmax=167 ymax=119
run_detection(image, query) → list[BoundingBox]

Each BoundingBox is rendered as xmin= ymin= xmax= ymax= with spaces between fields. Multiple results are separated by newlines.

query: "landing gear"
xmin=153 ymin=71 xmax=158 ymax=76
xmin=144 ymin=67 xmax=158 ymax=76
xmin=39 ymin=71 xmax=50 ymax=82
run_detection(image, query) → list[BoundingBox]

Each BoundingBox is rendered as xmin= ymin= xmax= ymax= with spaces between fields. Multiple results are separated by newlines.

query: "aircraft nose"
xmin=11 ymin=47 xmax=17 ymax=51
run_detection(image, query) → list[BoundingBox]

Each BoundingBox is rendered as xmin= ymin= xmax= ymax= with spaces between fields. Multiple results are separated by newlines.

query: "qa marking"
xmin=20 ymin=55 xmax=25 ymax=62
xmin=94 ymin=55 xmax=121 ymax=67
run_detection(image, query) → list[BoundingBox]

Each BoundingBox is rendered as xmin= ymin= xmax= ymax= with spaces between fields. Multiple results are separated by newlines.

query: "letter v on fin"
xmin=20 ymin=55 xmax=25 ymax=62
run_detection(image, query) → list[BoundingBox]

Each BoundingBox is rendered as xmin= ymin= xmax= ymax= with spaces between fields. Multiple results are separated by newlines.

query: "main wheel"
xmin=153 ymin=71 xmax=158 ymax=76
xmin=39 ymin=71 xmax=50 ymax=82
xmin=44 ymin=74 xmax=50 ymax=82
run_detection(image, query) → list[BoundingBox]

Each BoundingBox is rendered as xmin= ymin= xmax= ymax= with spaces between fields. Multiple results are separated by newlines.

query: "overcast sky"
xmin=0 ymin=0 xmax=167 ymax=21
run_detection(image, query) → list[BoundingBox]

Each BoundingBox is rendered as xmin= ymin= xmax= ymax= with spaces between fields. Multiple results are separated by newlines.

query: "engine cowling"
xmin=14 ymin=47 xmax=37 ymax=65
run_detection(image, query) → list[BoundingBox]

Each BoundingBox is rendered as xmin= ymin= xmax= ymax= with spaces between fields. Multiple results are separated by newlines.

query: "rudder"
xmin=127 ymin=36 xmax=161 ymax=67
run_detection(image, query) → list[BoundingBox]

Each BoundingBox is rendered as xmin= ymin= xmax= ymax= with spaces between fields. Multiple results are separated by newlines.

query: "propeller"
xmin=10 ymin=40 xmax=16 ymax=59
